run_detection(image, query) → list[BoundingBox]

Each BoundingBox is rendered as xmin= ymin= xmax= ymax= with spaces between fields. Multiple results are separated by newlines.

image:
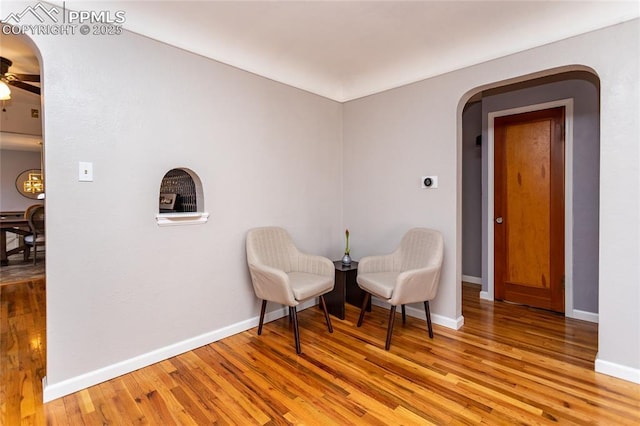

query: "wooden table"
xmin=0 ymin=215 xmax=31 ymax=266
xmin=324 ymin=260 xmax=372 ymax=320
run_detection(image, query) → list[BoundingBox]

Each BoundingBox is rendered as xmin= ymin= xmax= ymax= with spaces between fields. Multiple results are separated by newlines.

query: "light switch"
xmin=79 ymin=162 xmax=93 ymax=182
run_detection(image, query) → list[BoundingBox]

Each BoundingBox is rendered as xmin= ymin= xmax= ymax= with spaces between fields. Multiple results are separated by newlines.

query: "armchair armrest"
xmin=389 ymin=265 xmax=441 ymax=305
xmin=248 ymin=263 xmax=297 ymax=306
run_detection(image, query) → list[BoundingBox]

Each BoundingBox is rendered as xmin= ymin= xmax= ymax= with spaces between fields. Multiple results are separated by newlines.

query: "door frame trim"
xmin=486 ymin=99 xmax=575 ymax=318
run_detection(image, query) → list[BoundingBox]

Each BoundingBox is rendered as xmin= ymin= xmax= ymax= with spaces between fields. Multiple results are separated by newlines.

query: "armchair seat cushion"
xmin=289 ymin=272 xmax=334 ymax=301
xmin=357 ymin=272 xmax=399 ymax=299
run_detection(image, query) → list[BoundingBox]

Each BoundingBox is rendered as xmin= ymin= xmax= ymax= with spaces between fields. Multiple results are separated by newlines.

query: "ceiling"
xmin=40 ymin=0 xmax=637 ymax=102
xmin=4 ymin=1 xmax=637 ymax=150
xmin=0 ymin=1 xmax=638 ymax=113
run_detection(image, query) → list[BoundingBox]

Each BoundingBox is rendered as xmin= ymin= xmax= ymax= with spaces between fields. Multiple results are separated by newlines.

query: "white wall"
xmin=4 ymin=4 xmax=343 ymax=400
xmin=0 ymin=96 xmax=42 ymax=135
xmin=0 ymin=85 xmax=43 ymax=211
xmin=343 ymin=20 xmax=639 ymax=382
xmin=0 ymin=149 xmax=43 ymax=211
xmin=343 ymin=78 xmax=463 ymax=324
xmin=461 ymin=102 xmax=482 ymax=279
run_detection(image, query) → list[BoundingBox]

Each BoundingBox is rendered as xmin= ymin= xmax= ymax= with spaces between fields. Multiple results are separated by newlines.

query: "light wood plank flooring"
xmin=2 ymin=279 xmax=639 ymax=424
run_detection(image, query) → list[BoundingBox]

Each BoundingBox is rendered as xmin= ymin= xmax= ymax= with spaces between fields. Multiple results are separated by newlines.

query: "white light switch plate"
xmin=79 ymin=162 xmax=93 ymax=182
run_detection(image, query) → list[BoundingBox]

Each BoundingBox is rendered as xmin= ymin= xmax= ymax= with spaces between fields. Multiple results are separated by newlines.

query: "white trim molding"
xmin=572 ymin=309 xmax=598 ymax=324
xmin=462 ymin=275 xmax=482 ymax=285
xmin=595 ymin=355 xmax=640 ymax=384
xmin=43 ymin=297 xmax=316 ymax=402
xmin=370 ymin=298 xmax=464 ymax=330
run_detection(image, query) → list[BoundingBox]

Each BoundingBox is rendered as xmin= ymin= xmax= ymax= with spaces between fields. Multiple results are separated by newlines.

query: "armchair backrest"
xmin=246 ymin=227 xmax=298 ymax=273
xmin=397 ymin=228 xmax=443 ymax=272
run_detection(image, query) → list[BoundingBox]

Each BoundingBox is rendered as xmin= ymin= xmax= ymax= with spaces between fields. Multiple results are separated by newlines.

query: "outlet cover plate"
xmin=79 ymin=162 xmax=93 ymax=182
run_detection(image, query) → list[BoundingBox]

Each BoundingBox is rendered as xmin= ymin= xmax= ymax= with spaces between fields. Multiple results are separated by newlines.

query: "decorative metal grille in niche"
xmin=160 ymin=169 xmax=197 ymax=213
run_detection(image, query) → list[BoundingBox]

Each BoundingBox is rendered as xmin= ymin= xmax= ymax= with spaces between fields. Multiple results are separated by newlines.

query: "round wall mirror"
xmin=16 ymin=169 xmax=44 ymax=199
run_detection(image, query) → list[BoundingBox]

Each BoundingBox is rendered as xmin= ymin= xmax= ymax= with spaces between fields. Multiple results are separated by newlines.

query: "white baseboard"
xmin=43 ymin=298 xmax=316 ymax=402
xmin=479 ymin=291 xmax=492 ymax=301
xmin=595 ymin=354 xmax=640 ymax=384
xmin=462 ymin=275 xmax=482 ymax=285
xmin=475 ymin=298 xmax=599 ymax=326
xmin=370 ymin=298 xmax=464 ymax=330
xmin=571 ymin=309 xmax=599 ymax=323
xmin=461 ymin=276 xmax=490 ymax=300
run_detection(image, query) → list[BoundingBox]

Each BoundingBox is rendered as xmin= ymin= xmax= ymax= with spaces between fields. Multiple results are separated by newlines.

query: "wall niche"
xmin=156 ymin=168 xmax=208 ymax=226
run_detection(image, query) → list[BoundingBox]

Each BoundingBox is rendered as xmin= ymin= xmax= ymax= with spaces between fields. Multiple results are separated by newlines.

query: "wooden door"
xmin=494 ymin=107 xmax=565 ymax=313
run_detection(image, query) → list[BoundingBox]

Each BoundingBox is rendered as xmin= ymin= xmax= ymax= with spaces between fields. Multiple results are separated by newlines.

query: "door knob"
xmin=495 ymin=217 xmax=503 ymax=224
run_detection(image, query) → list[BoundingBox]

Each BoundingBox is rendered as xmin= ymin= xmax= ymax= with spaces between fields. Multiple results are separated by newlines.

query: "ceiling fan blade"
xmin=0 ymin=57 xmax=11 ymax=75
xmin=8 ymin=80 xmax=41 ymax=95
xmin=14 ymin=73 xmax=40 ymax=82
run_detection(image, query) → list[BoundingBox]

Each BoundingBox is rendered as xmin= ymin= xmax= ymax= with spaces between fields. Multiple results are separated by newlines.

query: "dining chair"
xmin=24 ymin=204 xmax=45 ymax=265
xmin=356 ymin=227 xmax=444 ymax=350
xmin=246 ymin=226 xmax=335 ymax=354
xmin=21 ymin=204 xmax=40 ymax=261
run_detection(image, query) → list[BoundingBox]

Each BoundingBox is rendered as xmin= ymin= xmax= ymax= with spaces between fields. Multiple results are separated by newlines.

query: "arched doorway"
xmin=460 ymin=70 xmax=600 ymax=322
xmin=0 ymin=32 xmax=45 ymax=272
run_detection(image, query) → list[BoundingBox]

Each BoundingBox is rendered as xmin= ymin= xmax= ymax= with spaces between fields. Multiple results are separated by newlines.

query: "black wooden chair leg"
xmin=291 ymin=306 xmax=301 ymax=354
xmin=401 ymin=304 xmax=406 ymax=324
xmin=258 ymin=300 xmax=267 ymax=335
xmin=319 ymin=295 xmax=333 ymax=333
xmin=424 ymin=301 xmax=434 ymax=338
xmin=385 ymin=305 xmax=397 ymax=350
xmin=357 ymin=292 xmax=372 ymax=327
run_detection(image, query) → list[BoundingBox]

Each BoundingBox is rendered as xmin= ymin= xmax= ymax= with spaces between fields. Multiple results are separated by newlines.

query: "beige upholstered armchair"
xmin=357 ymin=228 xmax=444 ymax=350
xmin=246 ymin=227 xmax=335 ymax=354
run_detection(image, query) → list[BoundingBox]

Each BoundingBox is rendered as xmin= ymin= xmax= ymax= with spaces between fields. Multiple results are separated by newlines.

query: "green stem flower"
xmin=345 ymin=229 xmax=350 ymax=255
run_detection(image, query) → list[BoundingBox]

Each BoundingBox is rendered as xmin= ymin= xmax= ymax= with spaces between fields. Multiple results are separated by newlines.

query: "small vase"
xmin=341 ymin=253 xmax=352 ymax=265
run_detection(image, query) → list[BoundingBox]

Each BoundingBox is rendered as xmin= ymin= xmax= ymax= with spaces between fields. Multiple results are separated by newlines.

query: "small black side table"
xmin=324 ymin=260 xmax=372 ymax=320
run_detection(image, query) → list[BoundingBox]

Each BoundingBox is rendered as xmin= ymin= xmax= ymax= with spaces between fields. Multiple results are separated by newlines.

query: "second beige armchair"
xmin=246 ymin=226 xmax=335 ymax=354
xmin=356 ymin=227 xmax=444 ymax=350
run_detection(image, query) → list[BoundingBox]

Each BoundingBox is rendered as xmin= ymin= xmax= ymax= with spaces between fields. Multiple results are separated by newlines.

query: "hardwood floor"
xmin=0 ymin=279 xmax=47 ymax=425
xmin=2 ymin=279 xmax=639 ymax=425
